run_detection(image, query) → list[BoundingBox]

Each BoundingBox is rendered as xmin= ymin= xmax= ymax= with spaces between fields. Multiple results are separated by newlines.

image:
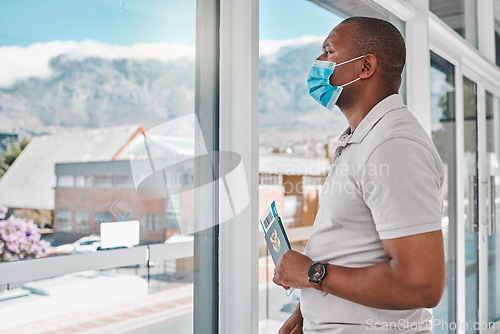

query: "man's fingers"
xmin=279 ymin=323 xmax=301 ymax=334
xmin=278 ymin=324 xmax=292 ymax=334
xmin=272 ymin=274 xmax=289 ymax=290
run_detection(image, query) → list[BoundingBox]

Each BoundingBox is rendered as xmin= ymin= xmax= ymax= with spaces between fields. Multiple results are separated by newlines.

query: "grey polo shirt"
xmin=301 ymin=94 xmax=444 ymax=333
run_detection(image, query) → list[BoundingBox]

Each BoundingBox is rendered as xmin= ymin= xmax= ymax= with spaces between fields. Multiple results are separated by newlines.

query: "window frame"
xmin=0 ymin=1 xmax=223 ymax=333
xmin=218 ymin=0 xmax=259 ymax=333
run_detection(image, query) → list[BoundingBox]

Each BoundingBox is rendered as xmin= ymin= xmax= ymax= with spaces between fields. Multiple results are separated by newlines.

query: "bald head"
xmin=340 ymin=17 xmax=406 ymax=84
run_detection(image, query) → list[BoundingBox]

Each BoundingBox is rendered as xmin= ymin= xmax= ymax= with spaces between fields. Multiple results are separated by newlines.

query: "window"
xmin=154 ymin=215 xmax=160 ymax=231
xmin=430 ymin=0 xmax=478 ymax=47
xmin=430 ymin=51 xmax=457 ymax=334
xmin=486 ymin=91 xmax=500 ymax=323
xmin=303 ymin=175 xmax=327 ymax=187
xmin=259 ymin=0 xmax=405 ymax=331
xmin=57 ymin=175 xmax=74 ymax=187
xmin=259 ymin=174 xmax=282 ymax=186
xmin=75 ymin=175 xmax=94 ymax=187
xmin=0 ymin=0 xmax=221 ymax=333
xmin=114 ymin=175 xmax=133 ymax=187
xmin=56 ymin=210 xmax=72 ymax=232
xmin=165 ymin=211 xmax=180 ymax=229
xmin=140 ymin=214 xmax=147 ymax=230
xmin=185 ymin=216 xmax=194 ymax=234
xmin=140 ymin=214 xmax=159 ymax=231
xmin=116 ymin=212 xmax=134 ymax=222
xmin=463 ymin=75 xmax=479 ymax=330
xmin=167 ymin=172 xmax=181 ymax=187
xmin=75 ymin=211 xmax=90 ymax=233
xmin=147 ymin=214 xmax=153 ymax=231
xmin=94 ymin=175 xmax=113 ymax=187
xmin=95 ymin=211 xmax=110 ymax=225
xmin=183 ymin=173 xmax=194 ymax=187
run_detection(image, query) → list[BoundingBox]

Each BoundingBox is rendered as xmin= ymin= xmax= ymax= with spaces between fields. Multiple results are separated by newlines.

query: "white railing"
xmin=0 ymin=240 xmax=193 ymax=285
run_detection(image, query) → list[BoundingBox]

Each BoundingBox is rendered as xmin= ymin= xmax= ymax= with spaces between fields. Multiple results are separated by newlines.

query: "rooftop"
xmin=0 ymin=125 xmax=144 ymax=210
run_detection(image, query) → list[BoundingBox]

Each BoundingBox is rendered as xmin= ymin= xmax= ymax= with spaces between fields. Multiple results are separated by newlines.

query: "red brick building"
xmin=54 ymin=154 xmax=330 ymax=244
xmin=54 ymin=160 xmax=183 ymax=244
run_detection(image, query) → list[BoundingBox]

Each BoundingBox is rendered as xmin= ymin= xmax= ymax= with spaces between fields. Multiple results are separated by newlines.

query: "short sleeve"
xmin=360 ymin=138 xmax=444 ymax=239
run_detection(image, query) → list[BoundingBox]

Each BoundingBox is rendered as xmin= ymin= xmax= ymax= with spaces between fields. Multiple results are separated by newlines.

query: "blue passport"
xmin=260 ymin=201 xmax=294 ymax=296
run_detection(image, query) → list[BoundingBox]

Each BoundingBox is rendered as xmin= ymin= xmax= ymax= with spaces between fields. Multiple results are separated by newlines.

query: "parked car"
xmin=44 ymin=251 xmax=74 ymax=258
xmin=53 ymin=235 xmax=101 ymax=254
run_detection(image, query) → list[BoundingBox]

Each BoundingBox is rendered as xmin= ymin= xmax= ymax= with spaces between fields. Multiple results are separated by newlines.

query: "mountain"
xmin=0 ymin=54 xmax=195 ymax=134
xmin=0 ymin=40 xmax=346 ymax=150
xmin=259 ymin=39 xmax=347 ymax=151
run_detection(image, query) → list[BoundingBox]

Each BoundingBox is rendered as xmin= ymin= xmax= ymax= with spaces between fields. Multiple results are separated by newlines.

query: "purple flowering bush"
xmin=0 ymin=206 xmax=51 ymax=261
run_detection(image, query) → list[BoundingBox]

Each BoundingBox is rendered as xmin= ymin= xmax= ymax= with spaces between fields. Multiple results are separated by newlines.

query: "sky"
xmin=260 ymin=0 xmax=342 ymax=41
xmin=0 ymin=0 xmax=342 ymax=88
xmin=0 ymin=0 xmax=197 ymax=46
xmin=0 ymin=0 xmax=342 ymax=47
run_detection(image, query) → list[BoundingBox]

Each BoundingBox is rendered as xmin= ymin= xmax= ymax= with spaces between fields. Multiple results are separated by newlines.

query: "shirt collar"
xmin=342 ymin=94 xmax=406 ymax=145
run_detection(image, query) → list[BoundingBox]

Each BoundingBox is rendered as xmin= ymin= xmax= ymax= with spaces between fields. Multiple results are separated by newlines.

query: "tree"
xmin=0 ymin=138 xmax=30 ymax=178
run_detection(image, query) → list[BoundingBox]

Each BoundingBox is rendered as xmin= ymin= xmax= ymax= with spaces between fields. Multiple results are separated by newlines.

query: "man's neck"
xmin=342 ymin=109 xmax=370 ymax=132
xmin=341 ymin=91 xmax=396 ymax=131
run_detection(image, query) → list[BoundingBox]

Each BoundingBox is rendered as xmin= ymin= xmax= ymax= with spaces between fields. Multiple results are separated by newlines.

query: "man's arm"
xmin=273 ymin=230 xmax=445 ymax=310
xmin=278 ymin=302 xmax=303 ymax=334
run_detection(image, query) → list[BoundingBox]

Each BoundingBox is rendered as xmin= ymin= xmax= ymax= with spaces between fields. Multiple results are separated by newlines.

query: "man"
xmin=273 ymin=17 xmax=445 ymax=333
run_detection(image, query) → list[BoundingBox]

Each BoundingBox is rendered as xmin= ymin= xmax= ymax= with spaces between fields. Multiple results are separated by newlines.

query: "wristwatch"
xmin=308 ymin=261 xmax=328 ymax=293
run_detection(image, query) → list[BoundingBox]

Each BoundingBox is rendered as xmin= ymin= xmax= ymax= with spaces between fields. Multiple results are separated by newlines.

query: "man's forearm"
xmin=274 ymin=231 xmax=445 ymax=311
xmin=319 ymin=261 xmax=443 ymax=310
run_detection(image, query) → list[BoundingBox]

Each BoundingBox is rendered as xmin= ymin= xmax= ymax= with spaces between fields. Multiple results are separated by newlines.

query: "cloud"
xmin=0 ymin=36 xmax=322 ymax=88
xmin=259 ymin=35 xmax=323 ymax=57
xmin=0 ymin=40 xmax=195 ymax=88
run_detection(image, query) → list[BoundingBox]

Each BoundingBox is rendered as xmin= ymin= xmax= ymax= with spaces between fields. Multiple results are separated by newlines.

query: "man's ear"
xmin=359 ymin=54 xmax=377 ymax=79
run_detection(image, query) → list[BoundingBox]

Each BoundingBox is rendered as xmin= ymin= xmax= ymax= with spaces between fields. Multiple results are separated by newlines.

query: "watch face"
xmin=308 ymin=263 xmax=326 ymax=283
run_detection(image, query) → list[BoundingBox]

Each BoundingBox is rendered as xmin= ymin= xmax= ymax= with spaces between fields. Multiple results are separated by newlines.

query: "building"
xmin=258 ymin=153 xmax=329 ymax=228
xmin=54 ymin=160 xmax=167 ymax=244
xmin=53 ymin=153 xmax=329 ymax=245
xmin=0 ymin=125 xmax=145 ymax=211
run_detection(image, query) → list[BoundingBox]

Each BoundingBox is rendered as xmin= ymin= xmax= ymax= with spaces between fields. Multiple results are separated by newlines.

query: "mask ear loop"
xmin=337 ymin=55 xmax=365 ymax=87
xmin=336 ymin=55 xmax=365 ymax=66
xmin=340 ymin=77 xmax=361 ymax=87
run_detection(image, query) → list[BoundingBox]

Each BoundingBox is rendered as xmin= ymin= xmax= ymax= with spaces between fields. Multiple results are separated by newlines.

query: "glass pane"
xmin=259 ymin=0 xmax=404 ymax=332
xmin=259 ymin=2 xmax=339 ymax=331
xmin=430 ymin=0 xmax=478 ymax=47
xmin=487 ymin=91 xmax=500 ymax=323
xmin=463 ymin=76 xmax=479 ymax=332
xmin=0 ymin=1 xmax=206 ymax=333
xmin=430 ymin=51 xmax=457 ymax=334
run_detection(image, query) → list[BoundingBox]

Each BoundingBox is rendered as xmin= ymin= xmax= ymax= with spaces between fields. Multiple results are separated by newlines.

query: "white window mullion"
xmin=477 ymin=81 xmax=489 ymax=333
xmin=478 ymin=0 xmax=496 ymax=63
xmin=455 ymin=64 xmax=467 ymax=334
xmin=405 ymin=0 xmax=432 ymax=134
xmin=218 ymin=0 xmax=259 ymax=333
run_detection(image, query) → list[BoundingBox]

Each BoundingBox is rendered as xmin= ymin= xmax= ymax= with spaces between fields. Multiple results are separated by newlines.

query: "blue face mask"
xmin=307 ymin=55 xmax=364 ymax=110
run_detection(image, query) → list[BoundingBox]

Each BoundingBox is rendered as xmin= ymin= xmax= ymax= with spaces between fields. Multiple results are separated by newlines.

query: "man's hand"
xmin=279 ymin=302 xmax=303 ymax=334
xmin=273 ymin=250 xmax=314 ymax=290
